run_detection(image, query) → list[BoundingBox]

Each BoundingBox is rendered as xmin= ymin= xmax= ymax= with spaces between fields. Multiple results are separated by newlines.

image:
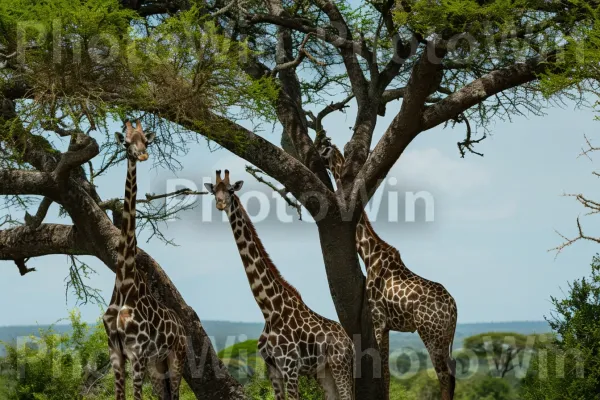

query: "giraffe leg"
xmin=316 ymin=366 xmax=338 ymax=400
xmin=326 ymin=345 xmax=355 ymax=400
xmin=372 ymin=322 xmax=389 ymax=400
xmin=108 ymin=343 xmax=126 ymax=400
xmin=283 ymin=365 xmax=300 ymax=400
xmin=148 ymin=359 xmax=170 ymax=400
xmin=167 ymin=351 xmax=185 ymax=400
xmin=265 ymin=361 xmax=286 ymax=400
xmin=380 ymin=330 xmax=390 ymax=400
xmin=421 ymin=333 xmax=455 ymax=400
xmin=130 ymin=355 xmax=148 ymax=400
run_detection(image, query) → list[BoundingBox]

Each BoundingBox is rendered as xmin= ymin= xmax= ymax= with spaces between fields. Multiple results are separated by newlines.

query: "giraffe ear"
xmin=114 ymin=132 xmax=126 ymax=147
xmin=145 ymin=131 xmax=156 ymax=145
xmin=230 ymin=180 xmax=244 ymax=192
xmin=204 ymin=183 xmax=215 ymax=194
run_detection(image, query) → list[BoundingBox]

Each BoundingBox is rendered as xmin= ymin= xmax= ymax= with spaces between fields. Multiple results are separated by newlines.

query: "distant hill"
xmin=0 ymin=320 xmax=550 ymax=356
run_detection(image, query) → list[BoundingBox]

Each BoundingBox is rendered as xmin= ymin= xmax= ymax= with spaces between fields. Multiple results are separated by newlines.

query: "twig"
xmin=550 ymin=216 xmax=600 ymax=258
xmin=143 ymin=188 xmax=207 ymax=203
xmin=24 ymin=197 xmax=53 ymax=228
xmin=449 ymin=113 xmax=486 ymax=158
xmin=245 ymin=165 xmax=302 ymax=220
xmin=14 ymin=258 xmax=35 ymax=276
xmin=270 ymin=33 xmax=325 ymax=77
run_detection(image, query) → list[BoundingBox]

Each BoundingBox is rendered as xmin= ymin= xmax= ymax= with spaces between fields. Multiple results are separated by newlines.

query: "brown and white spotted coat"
xmin=205 ymin=170 xmax=355 ymax=400
xmin=318 ymin=138 xmax=458 ymax=400
xmin=102 ymin=120 xmax=187 ymax=400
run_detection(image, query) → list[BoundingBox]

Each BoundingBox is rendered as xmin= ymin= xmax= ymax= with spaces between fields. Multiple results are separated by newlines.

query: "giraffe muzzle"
xmin=137 ymin=153 xmax=149 ymax=161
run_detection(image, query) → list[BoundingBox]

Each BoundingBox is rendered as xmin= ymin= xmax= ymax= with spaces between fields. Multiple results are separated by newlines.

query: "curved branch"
xmin=0 ymin=223 xmax=91 ymax=261
xmin=52 ymin=133 xmax=100 ymax=181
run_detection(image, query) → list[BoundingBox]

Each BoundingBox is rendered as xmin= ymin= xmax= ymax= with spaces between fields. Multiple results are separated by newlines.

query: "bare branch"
xmin=445 ymin=113 xmax=486 ymax=158
xmin=313 ymin=94 xmax=355 ymax=138
xmin=578 ymin=134 xmax=600 ymax=161
xmin=270 ymin=33 xmax=325 ymax=77
xmin=14 ymin=258 xmax=35 ymax=276
xmin=24 ymin=197 xmax=53 ymax=228
xmin=143 ymin=188 xmax=208 ymax=203
xmin=551 ymin=217 xmax=600 ymax=257
xmin=246 ymin=165 xmax=302 ymax=220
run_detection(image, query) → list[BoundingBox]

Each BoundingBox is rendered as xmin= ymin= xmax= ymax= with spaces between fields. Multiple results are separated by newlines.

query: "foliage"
xmin=0 ymin=310 xmax=109 ymax=400
xmin=0 ymin=310 xmax=197 ymax=400
xmin=463 ymin=331 xmax=535 ymax=378
xmin=521 ymin=254 xmax=600 ymax=400
xmin=456 ymin=374 xmax=516 ymax=400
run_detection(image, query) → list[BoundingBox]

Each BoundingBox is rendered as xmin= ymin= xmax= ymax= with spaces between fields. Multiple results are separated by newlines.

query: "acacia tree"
xmin=1 ymin=0 xmax=600 ymax=399
xmin=463 ymin=332 xmax=532 ymax=378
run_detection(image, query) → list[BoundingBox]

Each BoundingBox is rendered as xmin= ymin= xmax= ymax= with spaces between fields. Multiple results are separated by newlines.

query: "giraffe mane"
xmin=235 ymin=196 xmax=303 ymax=300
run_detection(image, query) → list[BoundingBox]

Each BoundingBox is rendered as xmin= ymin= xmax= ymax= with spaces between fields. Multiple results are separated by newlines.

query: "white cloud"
xmin=386 ymin=148 xmax=518 ymax=222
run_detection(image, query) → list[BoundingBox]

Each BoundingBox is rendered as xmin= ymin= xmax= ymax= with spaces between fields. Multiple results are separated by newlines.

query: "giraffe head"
xmin=315 ymin=136 xmax=335 ymax=162
xmin=114 ymin=119 xmax=155 ymax=162
xmin=204 ymin=169 xmax=244 ymax=211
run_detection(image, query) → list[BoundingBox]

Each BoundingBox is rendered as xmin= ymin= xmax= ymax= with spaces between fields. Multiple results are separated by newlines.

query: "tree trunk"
xmin=317 ymin=217 xmax=386 ymax=400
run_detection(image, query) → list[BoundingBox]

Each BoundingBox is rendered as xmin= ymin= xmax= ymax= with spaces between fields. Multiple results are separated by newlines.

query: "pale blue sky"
xmin=1 ymin=95 xmax=600 ymax=327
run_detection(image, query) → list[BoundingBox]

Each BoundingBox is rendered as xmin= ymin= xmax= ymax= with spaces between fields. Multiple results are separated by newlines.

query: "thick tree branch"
xmin=52 ymin=133 xmax=100 ymax=181
xmin=0 ymin=169 xmax=54 ymax=196
xmin=0 ymin=223 xmax=91 ymax=261
xmin=346 ymin=44 xmax=446 ymax=206
xmin=421 ymin=55 xmax=549 ymax=131
xmin=144 ymin=108 xmax=335 ymax=215
xmin=312 ymin=0 xmax=370 ymax=105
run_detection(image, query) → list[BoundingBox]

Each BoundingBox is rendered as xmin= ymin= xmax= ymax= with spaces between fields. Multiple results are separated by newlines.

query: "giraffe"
xmin=205 ymin=169 xmax=355 ymax=400
xmin=102 ymin=120 xmax=187 ymax=400
xmin=317 ymin=137 xmax=458 ymax=400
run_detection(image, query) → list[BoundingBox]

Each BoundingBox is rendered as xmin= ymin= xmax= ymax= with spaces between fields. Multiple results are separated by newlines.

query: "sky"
xmin=1 ymin=93 xmax=600 ymax=327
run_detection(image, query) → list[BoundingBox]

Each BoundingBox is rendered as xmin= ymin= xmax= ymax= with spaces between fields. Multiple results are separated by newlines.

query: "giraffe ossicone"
xmin=103 ymin=119 xmax=187 ymax=400
xmin=317 ymin=137 xmax=458 ymax=400
xmin=206 ymin=169 xmax=355 ymax=400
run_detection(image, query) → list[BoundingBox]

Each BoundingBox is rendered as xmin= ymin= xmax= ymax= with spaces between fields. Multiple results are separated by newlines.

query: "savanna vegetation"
xmin=1 ymin=0 xmax=600 ymax=398
xmin=3 ymin=257 xmax=599 ymax=400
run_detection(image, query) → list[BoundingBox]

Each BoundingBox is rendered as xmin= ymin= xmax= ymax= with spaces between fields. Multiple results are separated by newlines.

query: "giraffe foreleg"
xmin=421 ymin=334 xmax=455 ymax=400
xmin=167 ymin=350 xmax=185 ymax=400
xmin=282 ymin=362 xmax=300 ymax=400
xmin=265 ymin=361 xmax=285 ymax=400
xmin=380 ymin=330 xmax=390 ymax=400
xmin=372 ymin=321 xmax=390 ymax=400
xmin=148 ymin=359 xmax=170 ymax=400
xmin=326 ymin=341 xmax=355 ymax=400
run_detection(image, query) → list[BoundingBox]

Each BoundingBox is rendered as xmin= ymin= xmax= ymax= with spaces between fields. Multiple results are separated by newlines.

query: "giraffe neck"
xmin=116 ymin=158 xmax=138 ymax=287
xmin=226 ymin=195 xmax=302 ymax=318
xmin=327 ymin=145 xmax=392 ymax=269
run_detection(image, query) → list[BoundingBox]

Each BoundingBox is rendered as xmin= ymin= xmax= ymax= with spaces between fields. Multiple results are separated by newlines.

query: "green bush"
xmin=521 ymin=255 xmax=600 ymax=400
xmin=0 ymin=310 xmax=197 ymax=400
